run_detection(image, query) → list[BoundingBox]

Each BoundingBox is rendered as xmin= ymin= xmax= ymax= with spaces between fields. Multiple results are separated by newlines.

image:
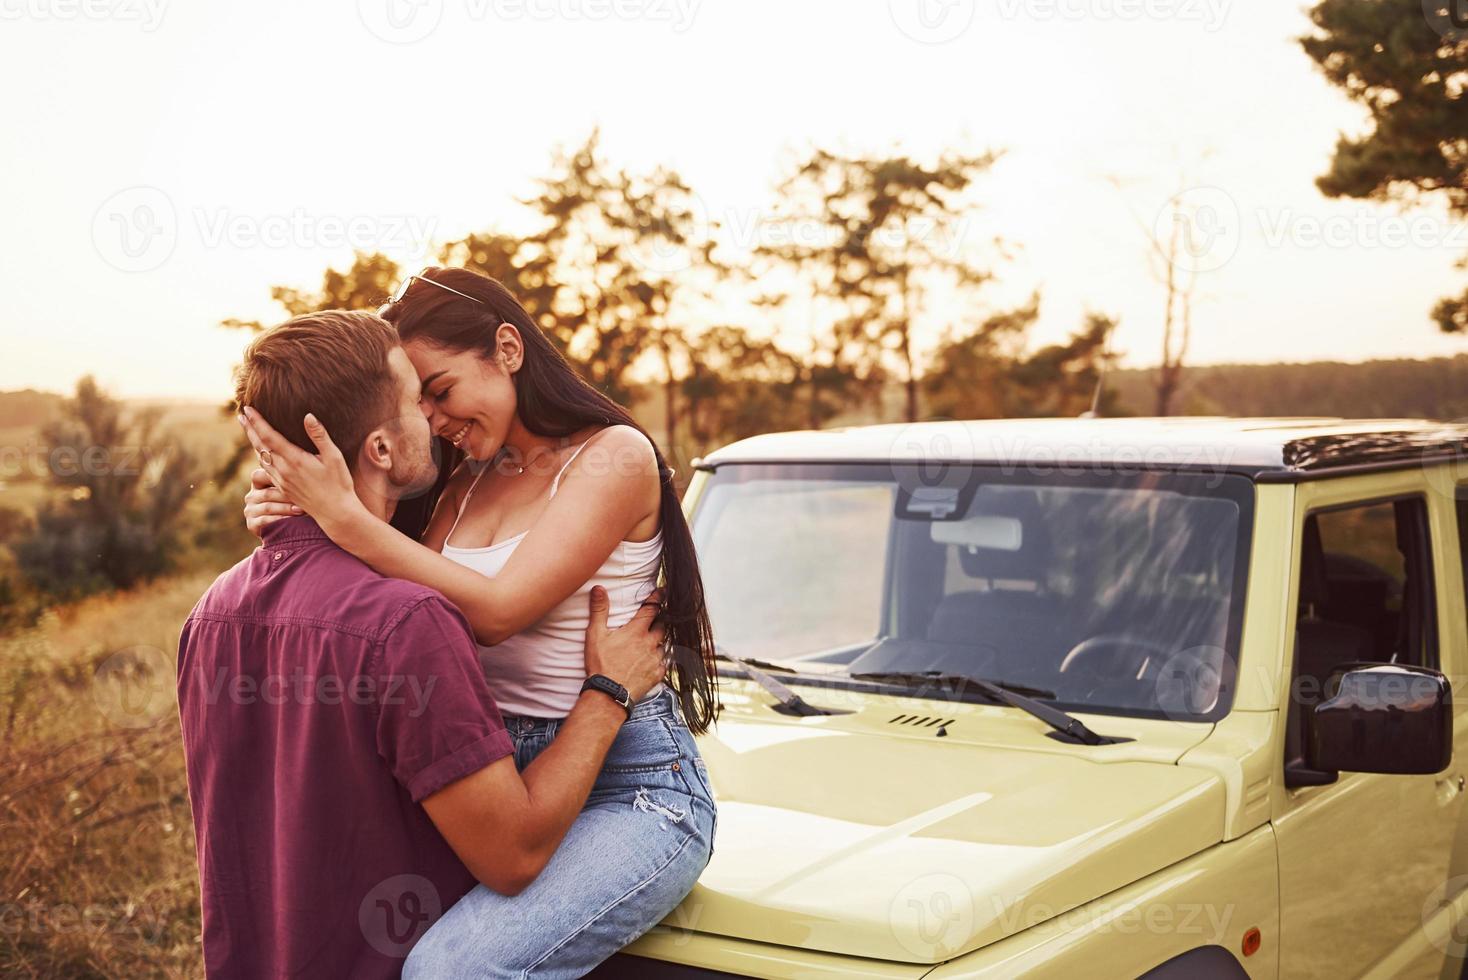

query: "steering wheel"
xmin=1058 ymin=633 xmax=1174 ymax=682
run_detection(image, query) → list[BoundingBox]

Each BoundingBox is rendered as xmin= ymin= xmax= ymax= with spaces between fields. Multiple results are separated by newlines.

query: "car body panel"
xmin=620 ymin=825 xmax=1281 ymax=979
xmin=921 ymin=824 xmax=1280 ymax=979
xmin=671 ymin=683 xmax=1225 ymax=963
xmin=697 ymin=417 xmax=1468 ymax=474
xmin=1270 ymin=468 xmax=1468 ymax=979
xmin=613 ymin=931 xmax=931 ymax=979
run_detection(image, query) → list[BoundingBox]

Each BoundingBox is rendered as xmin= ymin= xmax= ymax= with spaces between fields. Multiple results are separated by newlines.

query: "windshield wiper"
xmin=713 ymin=653 xmax=796 ymax=674
xmin=850 ymin=671 xmax=1056 ymax=700
xmin=714 ymin=650 xmax=844 ymax=717
xmin=847 ymin=670 xmax=1125 ymax=746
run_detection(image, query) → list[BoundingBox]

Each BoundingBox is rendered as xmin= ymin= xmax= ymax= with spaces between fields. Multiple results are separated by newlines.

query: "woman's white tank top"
xmin=440 ymin=435 xmax=663 ymax=718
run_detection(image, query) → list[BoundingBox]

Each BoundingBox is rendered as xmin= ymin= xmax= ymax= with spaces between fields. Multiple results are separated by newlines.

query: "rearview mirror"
xmin=930 ymin=515 xmax=1023 ymax=551
xmin=1308 ymin=663 xmax=1452 ymax=776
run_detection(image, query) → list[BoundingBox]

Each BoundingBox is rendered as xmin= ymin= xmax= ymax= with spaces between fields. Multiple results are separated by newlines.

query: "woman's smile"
xmin=446 ymin=418 xmax=474 ymax=447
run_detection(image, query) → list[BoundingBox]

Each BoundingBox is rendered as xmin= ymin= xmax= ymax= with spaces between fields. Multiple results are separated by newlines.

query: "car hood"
xmin=668 ymin=691 xmax=1225 ymax=965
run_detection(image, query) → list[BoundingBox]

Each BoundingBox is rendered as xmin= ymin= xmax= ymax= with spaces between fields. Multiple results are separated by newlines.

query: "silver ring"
xmin=258 ymin=450 xmax=274 ymax=468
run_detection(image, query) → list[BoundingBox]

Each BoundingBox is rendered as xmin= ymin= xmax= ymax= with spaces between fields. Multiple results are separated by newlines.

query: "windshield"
xmin=691 ymin=463 xmax=1254 ymax=722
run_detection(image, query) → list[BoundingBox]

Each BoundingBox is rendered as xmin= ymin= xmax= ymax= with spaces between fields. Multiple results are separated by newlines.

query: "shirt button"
xmin=272 ymin=551 xmax=285 ymax=561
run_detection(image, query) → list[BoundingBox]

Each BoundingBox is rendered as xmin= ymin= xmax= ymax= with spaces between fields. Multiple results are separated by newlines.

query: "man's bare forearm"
xmin=516 ymin=691 xmax=627 ymax=868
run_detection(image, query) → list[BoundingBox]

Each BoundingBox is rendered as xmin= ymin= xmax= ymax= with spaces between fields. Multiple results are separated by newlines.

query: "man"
xmin=177 ymin=310 xmax=667 ymax=977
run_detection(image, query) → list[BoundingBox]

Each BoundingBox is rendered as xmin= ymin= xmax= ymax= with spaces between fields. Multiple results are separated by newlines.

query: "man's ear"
xmin=495 ymin=323 xmax=524 ymax=373
xmin=356 ymin=426 xmax=393 ymax=476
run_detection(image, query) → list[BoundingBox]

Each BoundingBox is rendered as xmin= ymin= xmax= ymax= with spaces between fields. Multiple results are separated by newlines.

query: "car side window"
xmin=1284 ymin=496 xmax=1439 ymax=777
xmin=1455 ymin=485 xmax=1468 ymax=621
xmin=1295 ymin=497 xmax=1437 ymax=681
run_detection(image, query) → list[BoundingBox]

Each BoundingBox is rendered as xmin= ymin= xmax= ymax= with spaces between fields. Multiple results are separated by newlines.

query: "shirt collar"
xmin=259 ymin=515 xmax=330 ymax=546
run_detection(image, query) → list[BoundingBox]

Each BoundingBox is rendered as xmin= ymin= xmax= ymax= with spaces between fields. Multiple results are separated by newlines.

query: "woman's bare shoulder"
xmin=554 ymin=426 xmax=661 ymax=539
xmin=575 ymin=425 xmax=657 ymax=476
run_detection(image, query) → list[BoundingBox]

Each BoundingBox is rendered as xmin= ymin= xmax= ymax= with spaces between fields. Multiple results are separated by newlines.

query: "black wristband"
xmin=581 ymin=674 xmax=633 ymax=719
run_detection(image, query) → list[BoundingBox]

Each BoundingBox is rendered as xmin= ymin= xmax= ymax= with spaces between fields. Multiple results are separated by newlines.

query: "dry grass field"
xmin=1 ymin=570 xmax=221 ymax=978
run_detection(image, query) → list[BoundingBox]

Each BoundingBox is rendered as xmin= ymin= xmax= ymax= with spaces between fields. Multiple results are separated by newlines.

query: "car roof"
xmin=699 ymin=417 xmax=1468 ymax=479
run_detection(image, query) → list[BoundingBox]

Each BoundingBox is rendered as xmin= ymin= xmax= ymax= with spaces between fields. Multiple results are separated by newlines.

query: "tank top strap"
xmin=445 ymin=464 xmax=490 ymax=542
xmin=548 ymin=436 xmax=597 ymax=499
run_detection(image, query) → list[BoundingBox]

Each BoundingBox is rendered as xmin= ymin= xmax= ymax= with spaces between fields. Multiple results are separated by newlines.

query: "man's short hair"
xmin=233 ymin=310 xmax=401 ymax=467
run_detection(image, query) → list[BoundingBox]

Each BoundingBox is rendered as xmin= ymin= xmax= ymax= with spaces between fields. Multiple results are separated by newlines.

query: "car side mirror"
xmin=1307 ymin=663 xmax=1452 ymax=776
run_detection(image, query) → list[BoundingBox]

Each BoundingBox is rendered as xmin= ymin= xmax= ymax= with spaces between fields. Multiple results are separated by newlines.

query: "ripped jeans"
xmin=402 ymin=687 xmax=717 ymax=979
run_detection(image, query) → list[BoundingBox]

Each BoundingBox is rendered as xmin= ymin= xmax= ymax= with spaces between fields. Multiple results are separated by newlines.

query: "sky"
xmin=1 ymin=0 xmax=1464 ymax=401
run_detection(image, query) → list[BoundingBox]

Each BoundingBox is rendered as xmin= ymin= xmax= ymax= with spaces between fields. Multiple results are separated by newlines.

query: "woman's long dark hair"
xmin=383 ymin=267 xmax=719 ymax=734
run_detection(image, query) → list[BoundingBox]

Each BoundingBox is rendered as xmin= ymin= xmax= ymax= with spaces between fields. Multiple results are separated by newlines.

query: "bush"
xmin=17 ymin=508 xmax=172 ymax=601
xmin=11 ymin=378 xmax=202 ymax=603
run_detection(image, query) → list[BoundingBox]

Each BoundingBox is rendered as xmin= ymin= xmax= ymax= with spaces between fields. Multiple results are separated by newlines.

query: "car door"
xmin=1271 ymin=474 xmax=1468 ymax=979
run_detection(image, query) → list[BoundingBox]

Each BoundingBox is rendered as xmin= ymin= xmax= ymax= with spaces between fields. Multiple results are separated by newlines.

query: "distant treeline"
xmin=5 ymin=355 xmax=1468 ymax=439
xmin=0 ymin=388 xmax=64 ymax=429
xmin=1104 ymin=356 xmax=1468 ymax=421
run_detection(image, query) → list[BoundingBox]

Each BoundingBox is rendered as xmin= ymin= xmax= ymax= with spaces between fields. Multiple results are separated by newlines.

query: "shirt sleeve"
xmin=374 ymin=595 xmax=514 ymax=802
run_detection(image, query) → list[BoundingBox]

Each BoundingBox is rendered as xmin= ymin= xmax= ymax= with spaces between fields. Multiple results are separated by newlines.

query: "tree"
xmin=1107 ymin=173 xmax=1206 ymax=417
xmin=1302 ymin=0 xmax=1468 ymax=332
xmin=1009 ymin=313 xmax=1120 ymax=417
xmin=757 ymin=147 xmax=1004 ymax=424
xmin=1151 ymin=193 xmax=1199 ymax=416
xmin=923 ymin=303 xmax=1120 ymax=419
xmin=619 ymin=165 xmax=727 ymax=452
xmin=678 ymin=325 xmax=805 ymax=453
xmin=438 ymin=232 xmax=540 ymax=313
xmin=442 ymin=132 xmax=724 ymax=446
xmin=921 ymin=296 xmax=1039 ymax=419
xmin=505 ymin=132 xmax=719 ymax=411
xmin=14 ymin=377 xmax=200 ymax=599
xmin=221 ymin=251 xmax=403 ymax=332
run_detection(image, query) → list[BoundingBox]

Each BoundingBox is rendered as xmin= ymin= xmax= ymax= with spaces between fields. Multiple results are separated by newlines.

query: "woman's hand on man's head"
xmin=237 ymin=408 xmax=366 ymax=538
xmin=243 ymin=467 xmax=302 ymax=538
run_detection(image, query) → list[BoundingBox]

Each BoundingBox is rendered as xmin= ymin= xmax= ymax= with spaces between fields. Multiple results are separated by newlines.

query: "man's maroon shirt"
xmin=177 ymin=516 xmax=513 ymax=978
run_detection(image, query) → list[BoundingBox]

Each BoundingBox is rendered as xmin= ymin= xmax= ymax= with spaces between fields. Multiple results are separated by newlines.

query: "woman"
xmin=238 ymin=266 xmax=718 ymax=978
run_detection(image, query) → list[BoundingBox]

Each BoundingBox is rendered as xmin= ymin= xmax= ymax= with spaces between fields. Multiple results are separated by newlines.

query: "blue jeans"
xmin=402 ymin=688 xmax=716 ymax=979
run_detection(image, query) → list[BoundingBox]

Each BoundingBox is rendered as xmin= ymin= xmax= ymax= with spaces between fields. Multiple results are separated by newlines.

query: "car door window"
xmin=1455 ymin=486 xmax=1468 ymax=620
xmin=1305 ymin=498 xmax=1436 ymax=669
xmin=1285 ymin=495 xmax=1438 ymax=775
xmin=1289 ymin=495 xmax=1436 ymax=706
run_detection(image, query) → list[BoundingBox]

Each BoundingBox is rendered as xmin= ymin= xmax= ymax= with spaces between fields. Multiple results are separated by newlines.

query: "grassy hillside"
xmin=1 ymin=571 xmax=218 ymax=977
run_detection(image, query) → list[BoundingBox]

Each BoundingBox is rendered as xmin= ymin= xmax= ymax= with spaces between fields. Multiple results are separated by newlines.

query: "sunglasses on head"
xmin=378 ymin=269 xmax=484 ymax=316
